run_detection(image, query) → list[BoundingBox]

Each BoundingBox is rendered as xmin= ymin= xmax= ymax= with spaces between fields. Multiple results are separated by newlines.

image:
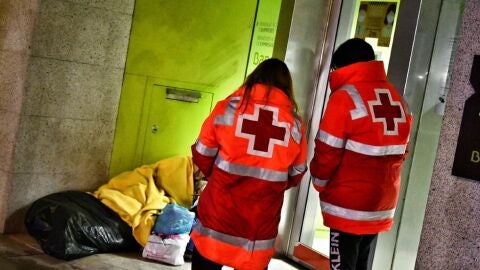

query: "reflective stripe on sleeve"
xmin=342 ymin=84 xmax=369 ymax=120
xmin=288 ymin=162 xmax=307 ymax=176
xmin=195 ymin=139 xmax=218 ymax=157
xmin=316 ymin=130 xmax=345 ymax=148
xmin=214 ymin=97 xmax=240 ymax=126
xmin=291 ymin=115 xmax=302 ymax=144
xmin=320 ymin=201 xmax=395 ymax=221
xmin=346 ymin=139 xmax=407 ymax=156
xmin=215 ymin=155 xmax=287 ymax=182
xmin=312 ymin=177 xmax=328 ymax=187
xmin=193 ymin=221 xmax=275 ymax=251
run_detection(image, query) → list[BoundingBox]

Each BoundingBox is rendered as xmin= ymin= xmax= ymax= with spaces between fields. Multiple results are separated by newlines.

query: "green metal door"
xmin=140 ymin=84 xmax=213 ymax=165
xmin=108 ymin=0 xmax=283 ymax=178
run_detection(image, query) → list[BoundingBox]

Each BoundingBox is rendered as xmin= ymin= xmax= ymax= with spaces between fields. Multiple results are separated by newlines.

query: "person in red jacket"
xmin=310 ymin=38 xmax=413 ymax=270
xmin=190 ymin=58 xmax=308 ymax=270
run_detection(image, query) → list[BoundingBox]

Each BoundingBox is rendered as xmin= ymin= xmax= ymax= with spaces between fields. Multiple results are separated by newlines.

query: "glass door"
xmin=284 ymin=0 xmax=403 ymax=269
xmin=283 ymin=0 xmax=465 ymax=269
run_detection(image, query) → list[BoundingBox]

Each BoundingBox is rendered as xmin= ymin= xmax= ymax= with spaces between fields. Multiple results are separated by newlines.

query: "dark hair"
xmin=241 ymin=58 xmax=298 ymax=112
xmin=331 ymin=38 xmax=375 ymax=69
xmin=383 ymin=4 xmax=396 ymax=25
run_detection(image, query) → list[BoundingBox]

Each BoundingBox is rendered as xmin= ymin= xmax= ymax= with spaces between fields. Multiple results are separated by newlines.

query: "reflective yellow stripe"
xmin=346 ymin=139 xmax=407 ymax=156
xmin=321 ymin=201 xmax=395 ymax=221
xmin=193 ymin=221 xmax=275 ymax=251
xmin=195 ymin=139 xmax=218 ymax=157
xmin=215 ymin=155 xmax=287 ymax=182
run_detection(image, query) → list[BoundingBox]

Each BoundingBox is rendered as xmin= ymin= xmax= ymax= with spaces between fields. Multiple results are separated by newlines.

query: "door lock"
xmin=151 ymin=124 xmax=159 ymax=133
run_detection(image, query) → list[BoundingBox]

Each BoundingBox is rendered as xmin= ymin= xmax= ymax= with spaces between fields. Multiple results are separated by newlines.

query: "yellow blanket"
xmin=93 ymin=156 xmax=194 ymax=246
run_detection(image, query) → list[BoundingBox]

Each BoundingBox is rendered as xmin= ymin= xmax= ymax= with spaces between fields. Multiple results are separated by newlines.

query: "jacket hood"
xmin=329 ymin=61 xmax=387 ymax=91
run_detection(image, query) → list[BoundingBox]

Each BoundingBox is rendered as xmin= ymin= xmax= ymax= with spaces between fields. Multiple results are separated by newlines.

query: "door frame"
xmin=287 ymin=0 xmax=341 ymax=254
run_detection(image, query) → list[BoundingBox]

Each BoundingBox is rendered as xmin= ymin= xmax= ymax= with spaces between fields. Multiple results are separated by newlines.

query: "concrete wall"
xmin=416 ymin=0 xmax=480 ymax=269
xmin=0 ymin=0 xmax=39 ymax=233
xmin=1 ymin=0 xmax=135 ymax=232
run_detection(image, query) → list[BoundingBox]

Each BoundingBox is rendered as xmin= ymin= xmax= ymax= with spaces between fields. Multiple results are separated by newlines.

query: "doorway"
xmin=282 ymin=0 xmax=465 ymax=269
xmin=109 ymin=0 xmax=284 ymax=177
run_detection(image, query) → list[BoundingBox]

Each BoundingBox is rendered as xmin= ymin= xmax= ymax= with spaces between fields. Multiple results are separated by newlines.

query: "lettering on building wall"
xmin=472 ymin=150 xmax=480 ymax=163
xmin=452 ymin=55 xmax=480 ymax=181
xmin=251 ymin=21 xmax=275 ymax=66
xmin=245 ymin=1 xmax=281 ymax=74
xmin=253 ymin=52 xmax=269 ymax=65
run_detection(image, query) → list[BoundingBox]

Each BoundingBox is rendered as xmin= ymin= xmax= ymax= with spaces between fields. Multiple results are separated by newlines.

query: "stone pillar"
xmin=417 ymin=0 xmax=480 ymax=268
xmin=3 ymin=0 xmax=135 ymax=233
xmin=0 ymin=0 xmax=38 ymax=233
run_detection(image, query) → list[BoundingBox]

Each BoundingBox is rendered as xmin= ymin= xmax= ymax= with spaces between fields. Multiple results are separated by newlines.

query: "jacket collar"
xmin=329 ymin=61 xmax=387 ymax=91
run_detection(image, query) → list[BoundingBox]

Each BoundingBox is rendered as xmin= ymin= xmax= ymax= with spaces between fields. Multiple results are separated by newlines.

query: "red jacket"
xmin=191 ymin=84 xmax=307 ymax=269
xmin=310 ymin=61 xmax=412 ymax=235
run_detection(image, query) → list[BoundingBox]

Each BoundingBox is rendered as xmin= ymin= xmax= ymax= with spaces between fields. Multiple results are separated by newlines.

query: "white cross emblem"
xmin=235 ymin=104 xmax=290 ymax=158
xmin=368 ymin=88 xmax=406 ymax=135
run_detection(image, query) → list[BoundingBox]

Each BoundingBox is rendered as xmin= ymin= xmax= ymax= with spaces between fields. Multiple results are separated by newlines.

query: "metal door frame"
xmin=278 ymin=0 xmax=453 ymax=269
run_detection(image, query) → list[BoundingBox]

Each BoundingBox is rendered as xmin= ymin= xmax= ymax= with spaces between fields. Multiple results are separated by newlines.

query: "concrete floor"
xmin=0 ymin=234 xmax=309 ymax=270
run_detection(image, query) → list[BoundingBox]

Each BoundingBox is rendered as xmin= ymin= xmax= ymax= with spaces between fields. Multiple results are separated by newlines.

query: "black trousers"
xmin=191 ymin=248 xmax=268 ymax=270
xmin=191 ymin=247 xmax=223 ymax=270
xmin=329 ymin=229 xmax=377 ymax=270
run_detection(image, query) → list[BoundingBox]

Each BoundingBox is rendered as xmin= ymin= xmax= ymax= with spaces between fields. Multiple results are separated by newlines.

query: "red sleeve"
xmin=191 ymin=102 xmax=223 ymax=178
xmin=287 ymin=118 xmax=308 ymax=189
xmin=309 ymin=90 xmax=352 ymax=192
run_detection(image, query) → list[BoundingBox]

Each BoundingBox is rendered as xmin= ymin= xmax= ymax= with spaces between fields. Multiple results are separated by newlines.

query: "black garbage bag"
xmin=25 ymin=191 xmax=139 ymax=260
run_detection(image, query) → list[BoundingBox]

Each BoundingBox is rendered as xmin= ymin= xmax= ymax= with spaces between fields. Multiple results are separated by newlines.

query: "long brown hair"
xmin=240 ymin=58 xmax=298 ymax=112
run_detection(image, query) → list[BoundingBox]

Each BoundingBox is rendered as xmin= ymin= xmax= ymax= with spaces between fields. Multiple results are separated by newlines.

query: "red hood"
xmin=329 ymin=61 xmax=387 ymax=91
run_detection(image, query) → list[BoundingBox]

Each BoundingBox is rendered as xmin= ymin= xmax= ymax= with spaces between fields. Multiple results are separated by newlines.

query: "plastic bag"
xmin=25 ymin=191 xmax=138 ymax=260
xmin=185 ymin=218 xmax=197 ymax=253
xmin=142 ymin=233 xmax=190 ymax=265
xmin=153 ymin=203 xmax=195 ymax=235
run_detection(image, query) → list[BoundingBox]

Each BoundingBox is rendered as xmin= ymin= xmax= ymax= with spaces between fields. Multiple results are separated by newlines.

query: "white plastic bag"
xmin=142 ymin=233 xmax=190 ymax=266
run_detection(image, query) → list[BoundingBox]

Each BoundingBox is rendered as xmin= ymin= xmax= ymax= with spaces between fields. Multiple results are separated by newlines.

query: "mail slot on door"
xmin=166 ymin=87 xmax=202 ymax=103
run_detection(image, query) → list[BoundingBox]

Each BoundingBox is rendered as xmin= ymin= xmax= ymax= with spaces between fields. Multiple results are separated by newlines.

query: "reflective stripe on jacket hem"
xmin=215 ymin=155 xmax=288 ymax=182
xmin=193 ymin=221 xmax=275 ymax=251
xmin=320 ymin=201 xmax=395 ymax=221
xmin=194 ymin=139 xmax=218 ymax=157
